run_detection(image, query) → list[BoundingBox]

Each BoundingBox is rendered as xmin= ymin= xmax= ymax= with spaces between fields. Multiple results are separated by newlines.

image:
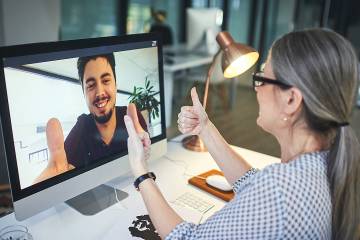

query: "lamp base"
xmin=182 ymin=135 xmax=207 ymax=152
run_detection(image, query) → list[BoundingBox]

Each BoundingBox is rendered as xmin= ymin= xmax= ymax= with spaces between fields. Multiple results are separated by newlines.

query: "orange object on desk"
xmin=188 ymin=169 xmax=234 ymax=202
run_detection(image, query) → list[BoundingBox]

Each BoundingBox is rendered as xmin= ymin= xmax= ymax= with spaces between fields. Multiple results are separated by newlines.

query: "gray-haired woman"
xmin=124 ymin=28 xmax=360 ymax=239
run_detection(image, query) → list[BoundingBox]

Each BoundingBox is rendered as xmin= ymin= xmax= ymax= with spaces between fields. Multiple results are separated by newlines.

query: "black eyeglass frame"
xmin=252 ymin=72 xmax=292 ymax=89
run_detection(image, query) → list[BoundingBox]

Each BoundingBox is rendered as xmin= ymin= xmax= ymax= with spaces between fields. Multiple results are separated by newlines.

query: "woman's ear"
xmin=283 ymin=87 xmax=303 ymax=115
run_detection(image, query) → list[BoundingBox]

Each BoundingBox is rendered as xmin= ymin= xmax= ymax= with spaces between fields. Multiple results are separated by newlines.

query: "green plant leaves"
xmin=128 ymin=75 xmax=160 ymax=120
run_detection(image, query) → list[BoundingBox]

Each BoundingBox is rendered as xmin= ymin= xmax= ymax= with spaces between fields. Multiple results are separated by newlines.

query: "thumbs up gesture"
xmin=34 ymin=118 xmax=74 ymax=184
xmin=178 ymin=87 xmax=209 ymax=135
xmin=125 ymin=103 xmax=151 ymax=178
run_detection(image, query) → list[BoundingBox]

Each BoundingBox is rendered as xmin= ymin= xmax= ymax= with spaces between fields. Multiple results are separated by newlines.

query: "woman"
xmin=124 ymin=28 xmax=360 ymax=239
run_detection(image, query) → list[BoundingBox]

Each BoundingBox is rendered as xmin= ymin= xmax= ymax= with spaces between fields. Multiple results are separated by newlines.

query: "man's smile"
xmin=94 ymin=96 xmax=110 ymax=110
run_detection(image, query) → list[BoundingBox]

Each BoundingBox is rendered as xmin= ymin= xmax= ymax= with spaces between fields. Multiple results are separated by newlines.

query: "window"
xmin=191 ymin=0 xmax=224 ymax=8
xmin=60 ymin=0 xmax=117 ymax=40
xmin=227 ymin=0 xmax=252 ymax=44
xmin=127 ymin=0 xmax=180 ymax=44
xmin=127 ymin=1 xmax=152 ymax=34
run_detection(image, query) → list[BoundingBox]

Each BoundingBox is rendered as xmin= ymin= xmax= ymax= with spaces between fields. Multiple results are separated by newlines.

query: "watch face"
xmin=149 ymin=172 xmax=156 ymax=180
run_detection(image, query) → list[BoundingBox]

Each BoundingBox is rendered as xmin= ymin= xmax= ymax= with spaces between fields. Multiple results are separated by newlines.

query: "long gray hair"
xmin=271 ymin=29 xmax=360 ymax=239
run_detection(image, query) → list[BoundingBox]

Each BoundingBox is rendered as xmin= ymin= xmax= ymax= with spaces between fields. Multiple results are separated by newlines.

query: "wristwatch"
xmin=134 ymin=172 xmax=156 ymax=191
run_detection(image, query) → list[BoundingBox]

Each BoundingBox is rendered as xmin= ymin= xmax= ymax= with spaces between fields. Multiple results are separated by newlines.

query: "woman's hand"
xmin=178 ymin=87 xmax=209 ymax=135
xmin=127 ymin=103 xmax=151 ymax=162
xmin=124 ymin=115 xmax=151 ymax=178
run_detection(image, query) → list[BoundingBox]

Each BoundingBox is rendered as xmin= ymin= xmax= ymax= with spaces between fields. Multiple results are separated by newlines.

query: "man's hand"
xmin=34 ymin=118 xmax=74 ymax=184
xmin=125 ymin=103 xmax=151 ymax=177
xmin=177 ymin=87 xmax=209 ymax=135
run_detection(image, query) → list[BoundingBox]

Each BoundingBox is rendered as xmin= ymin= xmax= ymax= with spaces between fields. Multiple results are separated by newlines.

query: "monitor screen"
xmin=0 ymin=33 xmax=167 ymax=220
xmin=186 ymin=8 xmax=223 ymax=53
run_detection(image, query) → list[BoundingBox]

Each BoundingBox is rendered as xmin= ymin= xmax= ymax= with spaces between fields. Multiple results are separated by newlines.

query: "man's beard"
xmin=91 ymin=95 xmax=115 ymax=124
xmin=92 ymin=107 xmax=114 ymax=124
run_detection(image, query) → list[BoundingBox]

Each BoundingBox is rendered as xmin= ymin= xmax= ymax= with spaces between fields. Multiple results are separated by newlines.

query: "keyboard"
xmin=171 ymin=192 xmax=215 ymax=214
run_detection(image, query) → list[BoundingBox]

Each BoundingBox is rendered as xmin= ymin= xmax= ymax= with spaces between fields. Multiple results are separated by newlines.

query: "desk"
xmin=163 ymin=45 xmax=213 ymax=127
xmin=0 ymin=135 xmax=280 ymax=239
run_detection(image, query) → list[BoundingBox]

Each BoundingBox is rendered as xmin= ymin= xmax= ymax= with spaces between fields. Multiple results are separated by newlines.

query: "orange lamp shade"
xmin=216 ymin=32 xmax=259 ymax=78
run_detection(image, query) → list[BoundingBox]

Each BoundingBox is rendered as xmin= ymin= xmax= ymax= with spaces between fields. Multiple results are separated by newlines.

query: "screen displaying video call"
xmin=3 ymin=43 xmax=163 ymax=189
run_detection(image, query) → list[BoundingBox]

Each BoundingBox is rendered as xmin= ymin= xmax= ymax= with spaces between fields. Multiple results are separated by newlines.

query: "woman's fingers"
xmin=177 ymin=111 xmax=199 ymax=133
xmin=178 ymin=124 xmax=196 ymax=134
xmin=179 ymin=110 xmax=199 ymax=123
xmin=124 ymin=115 xmax=148 ymax=177
xmin=179 ymin=107 xmax=198 ymax=118
xmin=180 ymin=106 xmax=195 ymax=112
xmin=177 ymin=117 xmax=199 ymax=127
xmin=137 ymin=131 xmax=151 ymax=161
xmin=139 ymin=132 xmax=151 ymax=146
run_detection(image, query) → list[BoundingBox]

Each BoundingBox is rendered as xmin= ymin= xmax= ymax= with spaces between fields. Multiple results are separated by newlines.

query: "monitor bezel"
xmin=0 ymin=33 xmax=166 ymax=202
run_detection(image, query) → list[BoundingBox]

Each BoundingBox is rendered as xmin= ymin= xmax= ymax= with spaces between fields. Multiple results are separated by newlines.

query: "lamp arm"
xmin=202 ymin=49 xmax=222 ymax=110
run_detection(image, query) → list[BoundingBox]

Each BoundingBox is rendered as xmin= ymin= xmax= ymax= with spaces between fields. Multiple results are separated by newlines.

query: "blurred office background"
xmin=0 ymin=0 xmax=360 ymax=215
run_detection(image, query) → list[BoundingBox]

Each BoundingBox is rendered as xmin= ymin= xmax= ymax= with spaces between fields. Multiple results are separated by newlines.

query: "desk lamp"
xmin=182 ymin=31 xmax=259 ymax=152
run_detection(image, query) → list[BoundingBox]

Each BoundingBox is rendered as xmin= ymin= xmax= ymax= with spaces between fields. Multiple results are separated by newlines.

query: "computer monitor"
xmin=186 ymin=8 xmax=223 ymax=54
xmin=0 ymin=33 xmax=167 ymax=220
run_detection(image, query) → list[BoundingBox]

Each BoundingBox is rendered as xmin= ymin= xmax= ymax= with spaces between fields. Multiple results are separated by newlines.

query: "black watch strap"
xmin=134 ymin=172 xmax=156 ymax=191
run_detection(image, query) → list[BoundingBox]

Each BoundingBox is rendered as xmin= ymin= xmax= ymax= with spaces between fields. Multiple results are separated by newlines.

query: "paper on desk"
xmin=170 ymin=203 xmax=203 ymax=224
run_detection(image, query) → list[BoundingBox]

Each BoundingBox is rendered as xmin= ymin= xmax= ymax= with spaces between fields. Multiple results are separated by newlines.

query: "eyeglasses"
xmin=252 ymin=72 xmax=292 ymax=89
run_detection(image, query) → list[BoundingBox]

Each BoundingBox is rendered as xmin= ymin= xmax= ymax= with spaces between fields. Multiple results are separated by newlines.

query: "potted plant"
xmin=128 ymin=76 xmax=160 ymax=132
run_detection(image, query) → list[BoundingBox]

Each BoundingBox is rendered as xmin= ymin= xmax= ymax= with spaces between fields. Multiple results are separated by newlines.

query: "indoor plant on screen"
xmin=129 ymin=76 xmax=160 ymax=136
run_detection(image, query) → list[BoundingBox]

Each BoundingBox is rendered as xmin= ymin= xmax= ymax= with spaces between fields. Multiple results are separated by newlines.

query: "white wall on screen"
xmin=26 ymin=58 xmax=79 ymax=80
xmin=4 ymin=68 xmax=86 ymax=132
xmin=115 ymin=47 xmax=159 ymax=93
xmin=114 ymin=47 xmax=161 ymax=130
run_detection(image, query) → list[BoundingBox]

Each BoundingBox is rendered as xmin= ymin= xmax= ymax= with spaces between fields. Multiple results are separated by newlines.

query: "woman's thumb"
xmin=191 ymin=87 xmax=202 ymax=108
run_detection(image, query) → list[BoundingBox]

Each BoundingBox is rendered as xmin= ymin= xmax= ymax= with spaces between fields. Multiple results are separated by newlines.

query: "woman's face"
xmin=255 ymin=56 xmax=284 ymax=134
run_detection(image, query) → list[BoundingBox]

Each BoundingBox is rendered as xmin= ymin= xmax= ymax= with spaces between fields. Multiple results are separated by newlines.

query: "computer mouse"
xmin=205 ymin=175 xmax=232 ymax=192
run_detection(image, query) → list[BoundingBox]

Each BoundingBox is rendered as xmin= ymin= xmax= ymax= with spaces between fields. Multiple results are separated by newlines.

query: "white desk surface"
xmin=163 ymin=44 xmax=213 ymax=73
xmin=0 ymin=135 xmax=280 ymax=239
xmin=163 ymin=54 xmax=213 ymax=73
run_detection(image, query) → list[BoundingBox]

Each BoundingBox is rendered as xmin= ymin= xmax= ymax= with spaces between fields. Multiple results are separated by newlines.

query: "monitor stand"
xmin=65 ymin=184 xmax=128 ymax=216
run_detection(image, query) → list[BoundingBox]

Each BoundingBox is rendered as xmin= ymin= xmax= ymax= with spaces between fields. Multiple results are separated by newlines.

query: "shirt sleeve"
xmin=165 ymin=168 xmax=285 ymax=240
xmin=232 ymin=167 xmax=260 ymax=193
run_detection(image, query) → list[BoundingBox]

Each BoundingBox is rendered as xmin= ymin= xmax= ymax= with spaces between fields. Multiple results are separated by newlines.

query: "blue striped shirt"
xmin=166 ymin=151 xmax=332 ymax=239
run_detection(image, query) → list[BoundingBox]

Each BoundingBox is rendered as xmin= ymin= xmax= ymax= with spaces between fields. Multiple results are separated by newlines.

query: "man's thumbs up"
xmin=34 ymin=118 xmax=74 ymax=184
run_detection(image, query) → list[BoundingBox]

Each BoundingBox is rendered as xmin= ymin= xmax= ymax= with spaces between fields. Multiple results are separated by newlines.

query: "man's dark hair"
xmin=77 ymin=53 xmax=116 ymax=86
